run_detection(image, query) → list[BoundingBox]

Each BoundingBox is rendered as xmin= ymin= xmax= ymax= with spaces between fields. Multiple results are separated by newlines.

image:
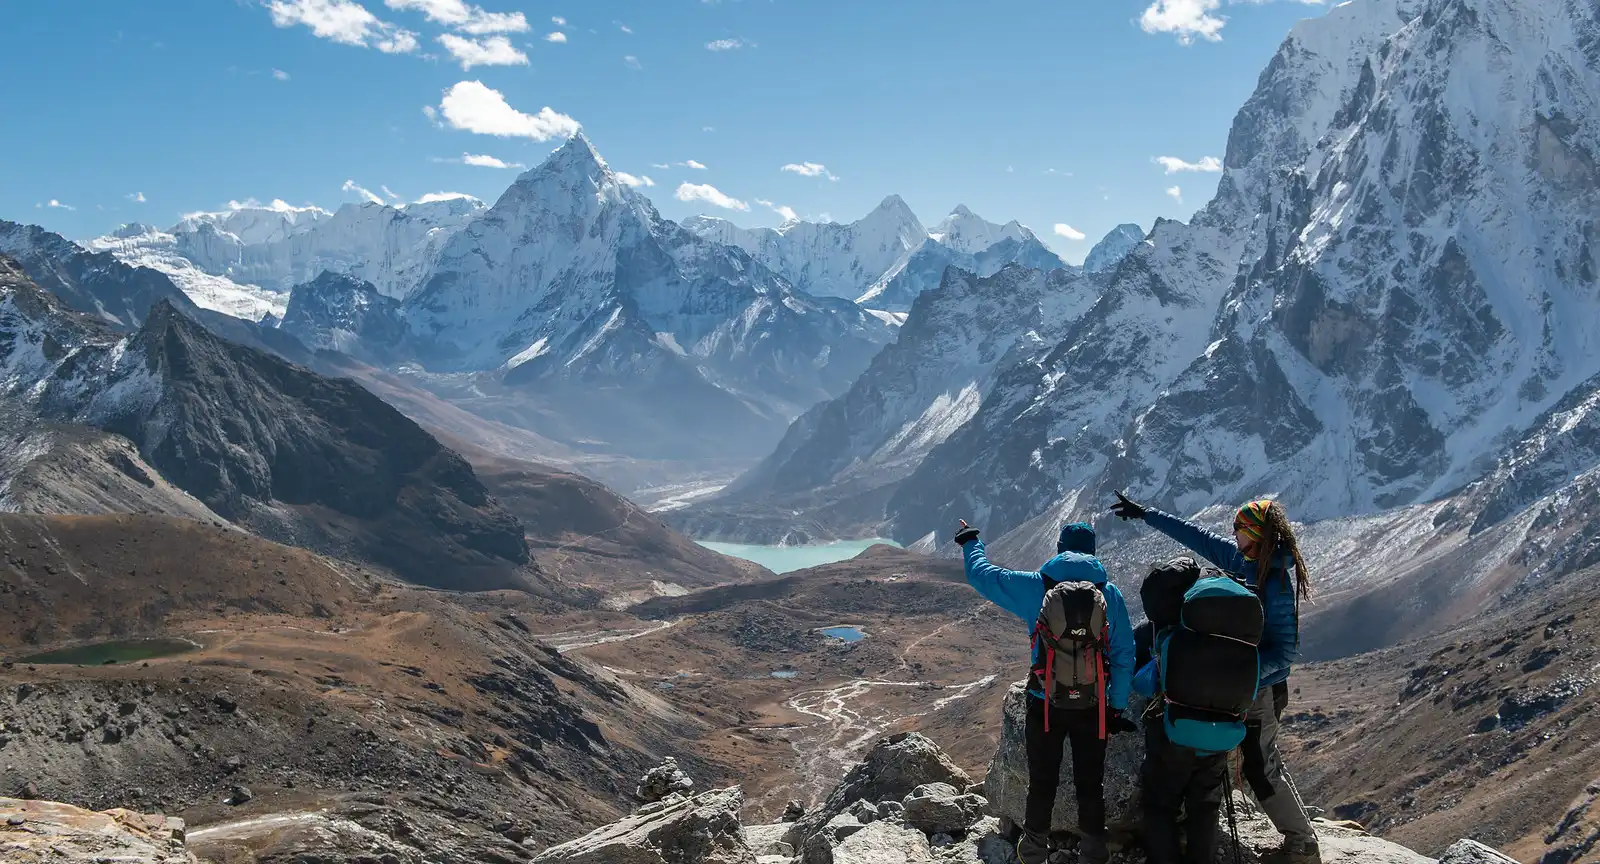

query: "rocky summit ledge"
xmin=531 ymin=730 xmax=1519 ymax=864
xmin=0 ymin=796 xmax=194 ymax=863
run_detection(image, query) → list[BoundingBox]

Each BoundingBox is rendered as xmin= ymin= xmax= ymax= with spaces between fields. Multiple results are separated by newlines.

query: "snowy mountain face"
xmin=280 ymin=271 xmax=409 ymax=364
xmin=87 ymin=223 xmax=288 ymax=322
xmin=1081 ymin=224 xmax=1146 ymax=275
xmin=0 ymin=220 xmax=198 ymax=330
xmin=689 ymin=203 xmax=1070 ymax=314
xmin=0 ymin=256 xmax=534 ymax=591
xmin=673 ymin=264 xmax=1100 ymax=540
xmin=683 ymin=196 xmax=928 ymax=302
xmin=86 ymin=197 xmax=485 ymax=322
xmin=401 ymin=135 xmax=895 ymax=459
xmin=858 ymin=220 xmax=1069 ymax=313
xmin=869 ymin=0 xmax=1600 ymax=561
xmin=169 ymin=196 xmax=485 ymax=300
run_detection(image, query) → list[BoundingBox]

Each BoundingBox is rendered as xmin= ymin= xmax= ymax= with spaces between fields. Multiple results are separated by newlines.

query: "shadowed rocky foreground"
xmin=528 ymin=732 xmax=1520 ymax=864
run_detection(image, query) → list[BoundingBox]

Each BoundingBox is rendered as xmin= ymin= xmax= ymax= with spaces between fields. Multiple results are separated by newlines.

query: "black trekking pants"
xmin=1141 ymin=717 xmax=1226 ymax=864
xmin=1024 ymin=696 xmax=1107 ymax=836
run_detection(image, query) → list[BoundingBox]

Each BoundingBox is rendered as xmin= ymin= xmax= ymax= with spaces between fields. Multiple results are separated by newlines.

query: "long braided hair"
xmin=1235 ymin=499 xmax=1312 ymax=602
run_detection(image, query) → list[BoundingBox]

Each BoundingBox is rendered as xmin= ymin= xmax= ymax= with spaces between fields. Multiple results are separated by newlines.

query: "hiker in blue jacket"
xmin=955 ymin=519 xmax=1136 ymax=864
xmin=1111 ymin=493 xmax=1321 ymax=864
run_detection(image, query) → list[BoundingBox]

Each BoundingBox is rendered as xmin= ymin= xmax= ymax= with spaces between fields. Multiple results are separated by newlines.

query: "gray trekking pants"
xmin=1241 ymin=688 xmax=1315 ymax=841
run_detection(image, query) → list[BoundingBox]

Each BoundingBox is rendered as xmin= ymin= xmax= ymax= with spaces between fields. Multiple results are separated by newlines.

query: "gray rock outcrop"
xmin=0 ymin=797 xmax=194 ymax=864
xmin=784 ymin=732 xmax=971 ymax=846
xmin=983 ymin=682 xmax=1147 ymax=838
xmin=530 ymin=786 xmax=754 ymax=864
xmin=1437 ymin=839 xmax=1521 ymax=864
xmin=902 ymin=782 xmax=987 ymax=835
xmin=635 ymin=756 xmax=694 ymax=804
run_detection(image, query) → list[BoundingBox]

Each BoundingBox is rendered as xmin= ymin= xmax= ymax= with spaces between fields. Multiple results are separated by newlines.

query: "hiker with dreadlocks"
xmin=954 ymin=519 xmax=1136 ymax=864
xmin=1109 ymin=493 xmax=1320 ymax=864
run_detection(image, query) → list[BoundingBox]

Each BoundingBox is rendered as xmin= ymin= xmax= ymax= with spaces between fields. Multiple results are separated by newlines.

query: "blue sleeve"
xmin=1103 ymin=584 xmax=1135 ymax=710
xmin=1144 ymin=509 xmax=1248 ymax=574
xmin=1256 ymin=575 xmax=1301 ymax=683
xmin=1133 ymin=660 xmax=1158 ymax=698
xmin=963 ymin=540 xmax=1045 ymax=624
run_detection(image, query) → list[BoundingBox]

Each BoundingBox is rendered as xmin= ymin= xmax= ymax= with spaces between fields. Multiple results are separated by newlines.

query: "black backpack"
xmin=1141 ymin=555 xmax=1203 ymax=631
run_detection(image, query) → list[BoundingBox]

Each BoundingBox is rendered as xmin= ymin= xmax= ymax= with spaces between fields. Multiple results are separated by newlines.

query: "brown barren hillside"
xmin=1286 ymin=563 xmax=1600 ymax=863
xmin=0 ymin=513 xmax=369 ymax=649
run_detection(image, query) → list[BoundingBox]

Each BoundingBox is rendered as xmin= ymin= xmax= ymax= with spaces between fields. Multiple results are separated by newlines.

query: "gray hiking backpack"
xmin=1030 ymin=581 xmax=1109 ymax=721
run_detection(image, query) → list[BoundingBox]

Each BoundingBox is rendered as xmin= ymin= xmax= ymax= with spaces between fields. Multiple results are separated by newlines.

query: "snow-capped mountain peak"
xmin=1082 ymin=223 xmax=1145 ymax=275
xmin=929 ymin=205 xmax=1032 ymax=255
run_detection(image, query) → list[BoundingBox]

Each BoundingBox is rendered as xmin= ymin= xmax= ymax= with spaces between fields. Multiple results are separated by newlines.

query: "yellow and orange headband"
xmin=1234 ymin=499 xmax=1273 ymax=541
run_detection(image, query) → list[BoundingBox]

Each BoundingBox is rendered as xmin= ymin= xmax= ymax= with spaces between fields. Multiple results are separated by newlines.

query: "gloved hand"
xmin=1110 ymin=490 xmax=1147 ymax=521
xmin=1106 ymin=707 xmax=1139 ymax=735
xmin=953 ymin=520 xmax=981 ymax=546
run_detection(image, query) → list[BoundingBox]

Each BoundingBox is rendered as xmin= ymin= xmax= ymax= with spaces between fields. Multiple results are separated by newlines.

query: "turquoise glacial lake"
xmin=695 ymin=538 xmax=901 ymax=574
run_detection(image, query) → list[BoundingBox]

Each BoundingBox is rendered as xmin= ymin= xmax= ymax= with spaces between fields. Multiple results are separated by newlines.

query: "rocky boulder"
xmin=0 ymin=797 xmax=194 ymax=863
xmin=531 ymin=787 xmax=755 ymax=864
xmin=805 ymin=819 xmax=938 ymax=864
xmin=902 ymin=782 xmax=987 ymax=835
xmin=785 ymin=732 xmax=971 ymax=846
xmin=1437 ymin=839 xmax=1520 ymax=864
xmin=983 ymin=682 xmax=1146 ymax=838
xmin=635 ymin=757 xmax=694 ymax=804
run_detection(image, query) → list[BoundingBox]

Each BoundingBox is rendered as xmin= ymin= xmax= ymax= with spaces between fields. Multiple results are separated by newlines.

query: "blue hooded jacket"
xmin=1144 ymin=508 xmax=1300 ymax=688
xmin=961 ymin=523 xmax=1135 ymax=710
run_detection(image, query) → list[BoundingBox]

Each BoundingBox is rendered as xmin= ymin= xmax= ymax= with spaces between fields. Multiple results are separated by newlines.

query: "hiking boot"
xmin=1261 ymin=835 xmax=1322 ymax=864
xmin=1016 ymin=830 xmax=1053 ymax=864
xmin=1078 ymin=833 xmax=1110 ymax=864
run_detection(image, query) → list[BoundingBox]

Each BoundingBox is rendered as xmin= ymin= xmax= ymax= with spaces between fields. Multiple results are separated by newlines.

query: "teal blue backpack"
xmin=1155 ymin=575 xmax=1264 ymax=755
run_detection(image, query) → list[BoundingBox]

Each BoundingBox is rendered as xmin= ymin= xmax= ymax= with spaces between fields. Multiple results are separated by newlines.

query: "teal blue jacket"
xmin=962 ymin=539 xmax=1135 ymax=710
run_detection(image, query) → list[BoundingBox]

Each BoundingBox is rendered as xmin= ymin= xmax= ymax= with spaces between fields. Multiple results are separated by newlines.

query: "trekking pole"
xmin=1223 ymin=769 xmax=1243 ymax=864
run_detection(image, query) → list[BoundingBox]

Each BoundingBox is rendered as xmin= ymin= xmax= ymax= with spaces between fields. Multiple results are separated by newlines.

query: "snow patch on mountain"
xmin=87 ymin=224 xmax=287 ymax=321
xmin=1081 ymin=224 xmax=1146 ymax=275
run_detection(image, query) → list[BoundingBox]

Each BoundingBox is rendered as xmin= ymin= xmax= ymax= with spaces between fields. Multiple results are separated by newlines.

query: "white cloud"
xmin=342 ymin=179 xmax=385 ymax=205
xmin=269 ymin=0 xmax=419 ymax=52
xmin=438 ymin=33 xmax=527 ymax=68
xmin=126 ymin=192 xmax=146 ymax=203
xmin=675 ymin=182 xmax=748 ymax=211
xmin=1155 ymin=155 xmax=1223 ymax=173
xmin=651 ymin=163 xmax=671 ymax=169
xmin=1045 ymin=168 xmax=1072 ymax=176
xmin=272 ymin=68 xmax=291 ymax=80
xmin=781 ymin=162 xmax=839 ymax=181
xmin=682 ymin=159 xmax=707 ymax=170
xmin=545 ymin=31 xmax=567 ymax=43
xmin=1006 ymin=166 xmax=1015 ymax=173
xmin=1053 ymin=224 xmax=1087 ymax=241
xmin=623 ymin=55 xmax=642 ymax=69
xmin=615 ymin=172 xmax=656 ymax=188
xmin=437 ymin=80 xmax=580 ymax=140
xmin=1140 ymin=0 xmax=1226 ymax=44
xmin=756 ymin=199 xmax=799 ymax=222
xmin=422 ymin=104 xmax=438 ymax=121
xmin=618 ymin=22 xmax=632 ymax=33
xmin=552 ymin=15 xmax=566 ymax=25
xmin=702 ymin=126 xmax=714 ymax=133
xmin=381 ymin=185 xmax=401 ymax=199
xmin=445 ymin=152 xmax=524 ymax=168
xmin=1166 ymin=185 xmax=1184 ymax=203
xmin=45 ymin=199 xmax=75 ymax=211
xmin=705 ymin=38 xmax=748 ymax=51
xmin=414 ymin=191 xmax=476 ymax=204
xmin=384 ymin=0 xmax=528 ymax=35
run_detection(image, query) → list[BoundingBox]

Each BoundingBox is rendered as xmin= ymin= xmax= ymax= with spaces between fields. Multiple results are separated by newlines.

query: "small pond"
xmin=770 ymin=670 xmax=799 ymax=679
xmin=19 ymin=638 xmax=200 ymax=666
xmin=818 ymin=626 xmax=866 ymax=643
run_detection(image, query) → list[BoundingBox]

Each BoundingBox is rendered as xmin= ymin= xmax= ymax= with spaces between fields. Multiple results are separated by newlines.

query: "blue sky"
xmin=2 ymin=0 xmax=1334 ymax=263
